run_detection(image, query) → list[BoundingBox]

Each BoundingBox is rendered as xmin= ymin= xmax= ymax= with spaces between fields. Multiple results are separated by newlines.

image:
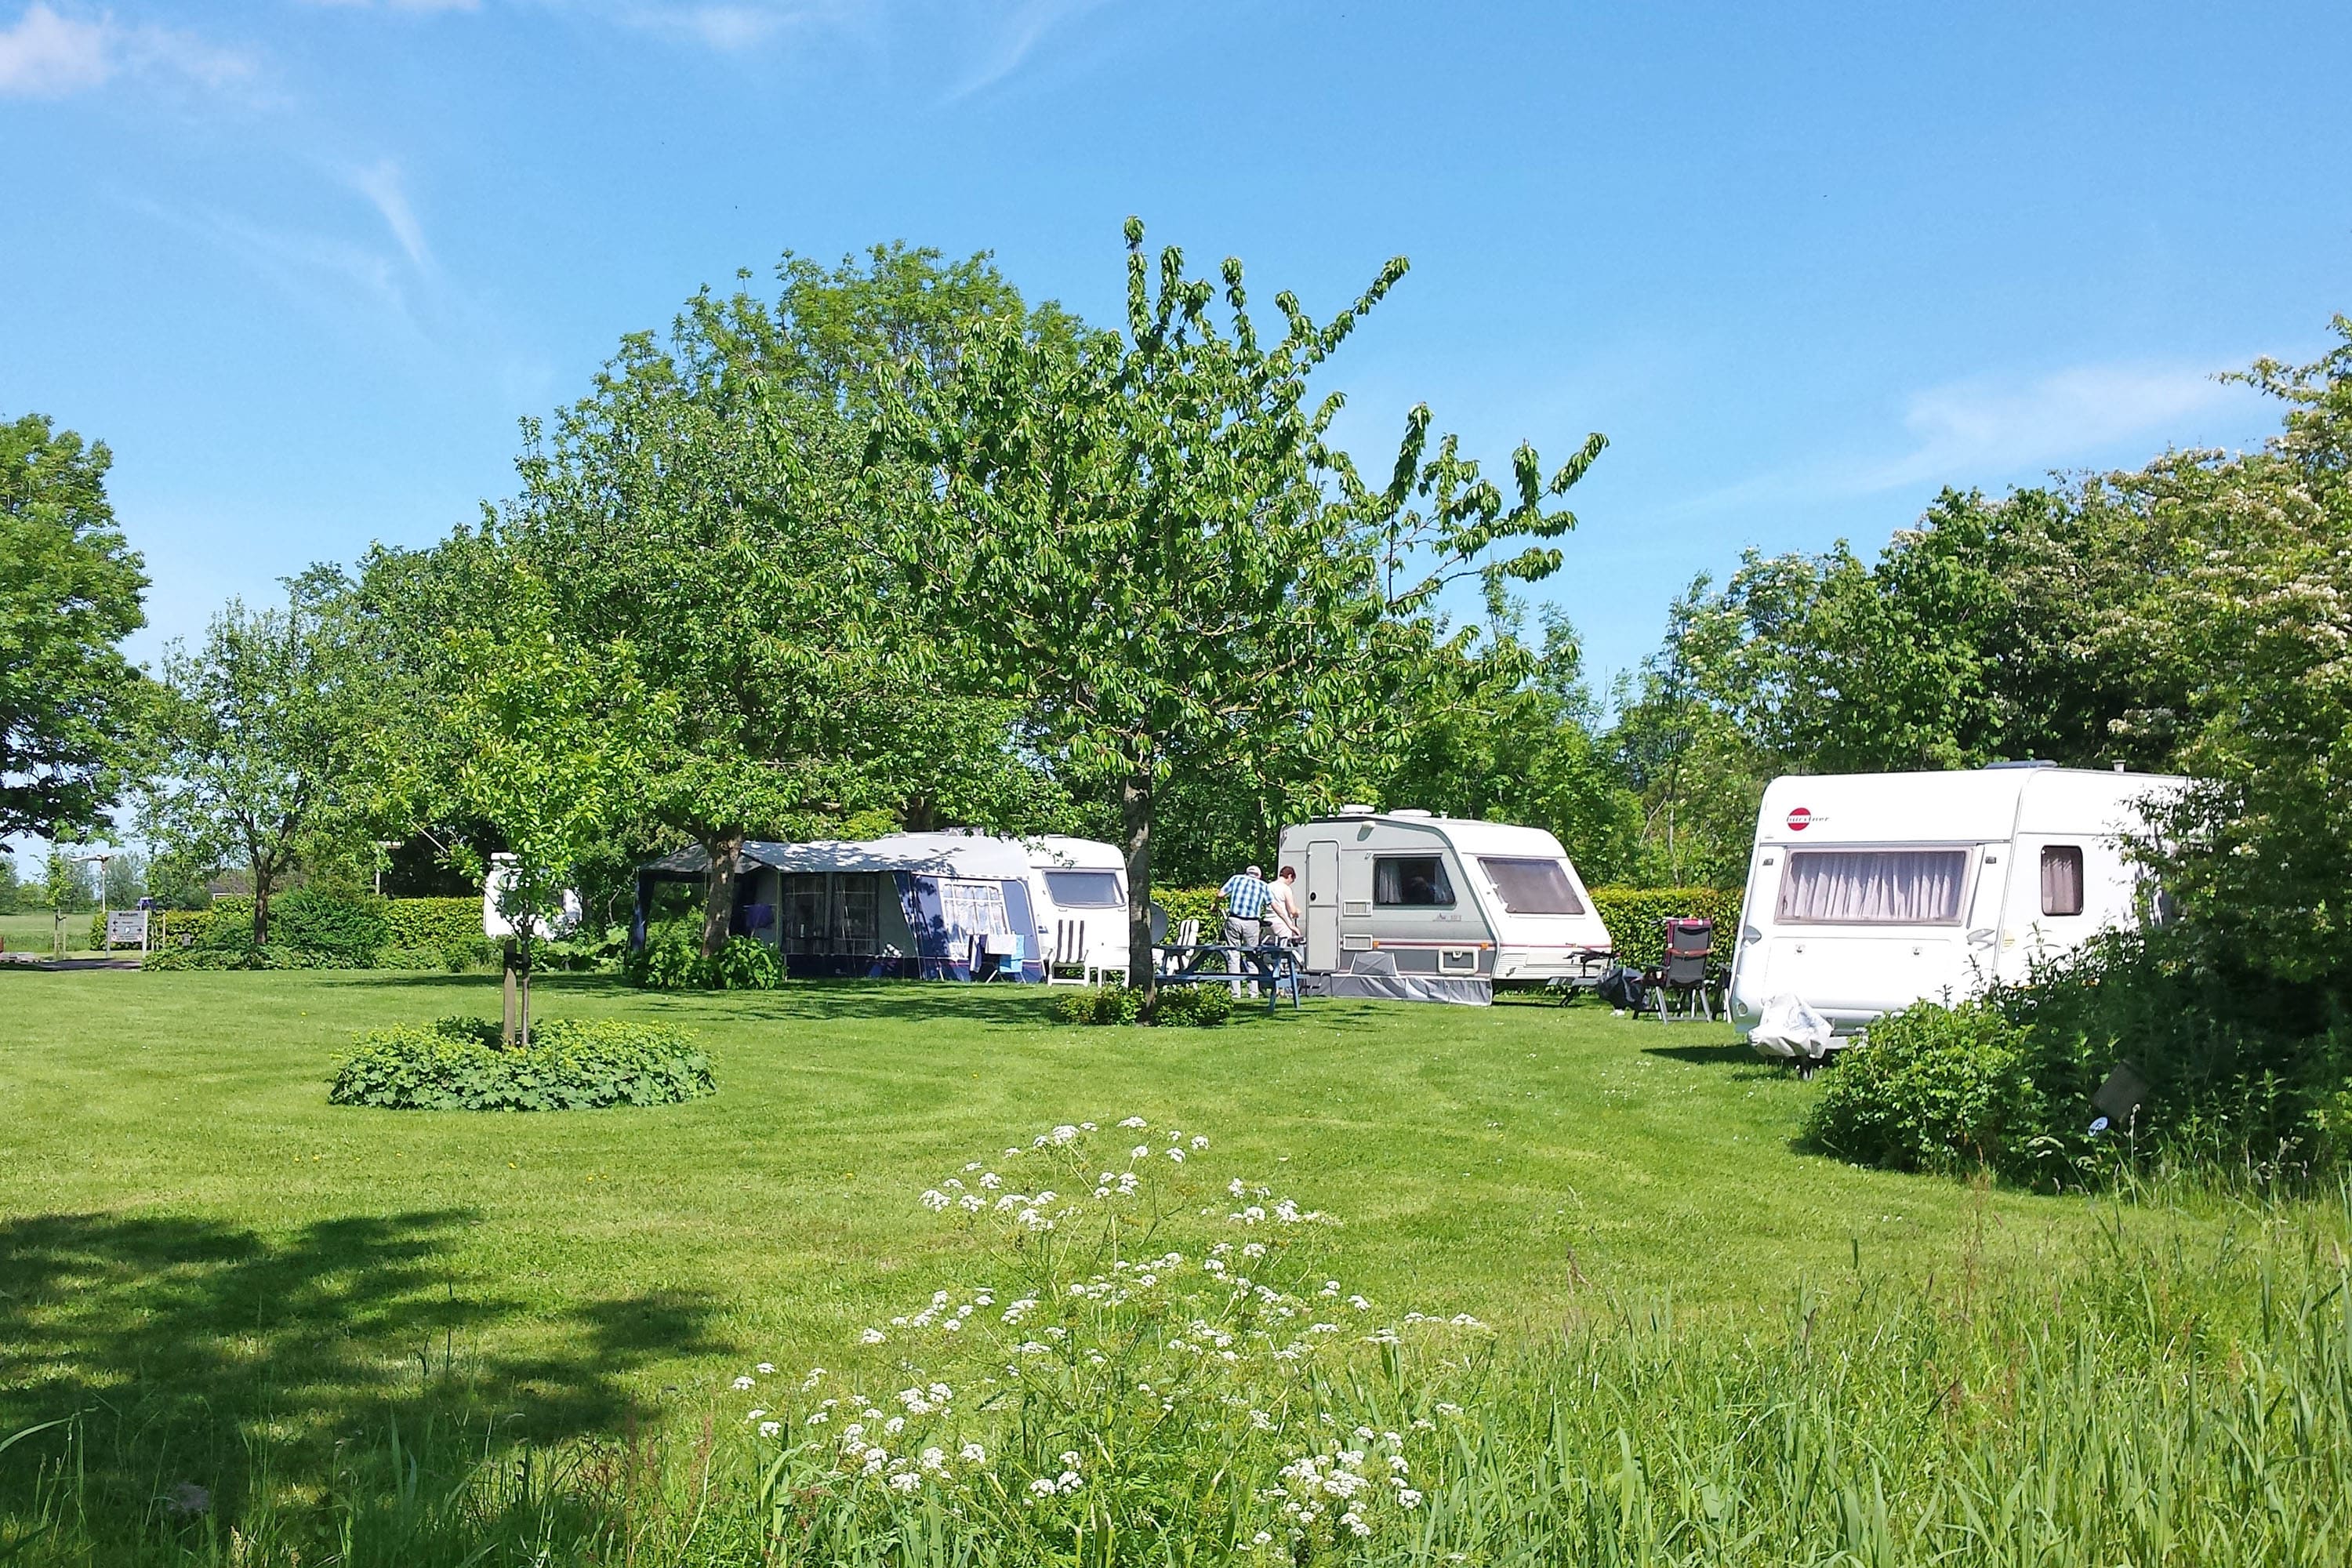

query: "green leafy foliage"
xmin=1584 ymin=887 xmax=1744 ymax=982
xmin=1052 ymin=984 xmax=1143 ymax=1025
xmin=703 ymin=935 xmax=783 ymax=990
xmin=1051 ymin=982 xmax=1231 ymax=1026
xmin=622 ymin=925 xmax=782 ymax=991
xmin=139 ymin=572 xmax=368 ymax=946
xmin=1802 ymin=1000 xmax=2049 ymax=1179
xmin=1145 ymin=983 xmax=1234 ymax=1027
xmin=329 ymin=1015 xmax=713 ymax=1111
xmin=876 ymin=218 xmax=1603 ymax=985
xmin=0 ymin=412 xmax=150 ymax=840
xmin=264 ymin=887 xmax=389 ymax=964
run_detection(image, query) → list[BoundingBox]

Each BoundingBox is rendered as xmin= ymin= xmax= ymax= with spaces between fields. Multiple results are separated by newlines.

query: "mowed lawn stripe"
xmin=1 ymin=968 xmax=2132 ymax=1440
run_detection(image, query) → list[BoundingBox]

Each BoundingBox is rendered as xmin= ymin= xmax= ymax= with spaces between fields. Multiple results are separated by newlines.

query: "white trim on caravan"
xmin=1726 ymin=764 xmax=2182 ymax=1059
xmin=1275 ymin=810 xmax=1613 ymax=1004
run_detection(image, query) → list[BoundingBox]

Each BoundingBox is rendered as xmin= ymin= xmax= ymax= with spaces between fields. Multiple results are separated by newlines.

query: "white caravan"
xmin=1726 ymin=764 xmax=2181 ymax=1057
xmin=1021 ymin=835 xmax=1131 ymax=979
xmin=1275 ymin=808 xmax=1613 ymax=1004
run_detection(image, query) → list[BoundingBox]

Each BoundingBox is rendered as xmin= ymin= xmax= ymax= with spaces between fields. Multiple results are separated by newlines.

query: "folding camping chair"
xmin=982 ymin=930 xmax=1025 ymax=982
xmin=1650 ymin=917 xmax=1717 ymax=1022
xmin=1046 ymin=919 xmax=1102 ymax=986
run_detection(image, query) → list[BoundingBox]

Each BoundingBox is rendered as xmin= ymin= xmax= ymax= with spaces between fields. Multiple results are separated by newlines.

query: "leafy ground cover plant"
xmin=329 ymin=1015 xmax=713 ymax=1110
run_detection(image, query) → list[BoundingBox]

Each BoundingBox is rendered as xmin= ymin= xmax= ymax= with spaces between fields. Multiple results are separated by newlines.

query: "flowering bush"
xmin=329 ymin=1015 xmax=713 ymax=1110
xmin=731 ymin=1117 xmax=1488 ymax=1560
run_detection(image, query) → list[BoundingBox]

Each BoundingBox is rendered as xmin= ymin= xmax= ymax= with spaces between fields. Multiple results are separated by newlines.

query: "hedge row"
xmin=1151 ymin=883 xmax=1742 ymax=980
xmin=125 ymin=895 xmax=482 ymax=953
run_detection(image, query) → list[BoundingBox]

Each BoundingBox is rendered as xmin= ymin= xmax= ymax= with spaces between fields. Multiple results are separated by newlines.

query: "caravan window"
xmin=1043 ymin=869 xmax=1123 ymax=909
xmin=1479 ymin=857 xmax=1584 ymax=915
xmin=1776 ymin=848 xmax=1969 ymax=925
xmin=2040 ymin=845 xmax=2085 ymax=916
xmin=1374 ymin=855 xmax=1456 ymax=907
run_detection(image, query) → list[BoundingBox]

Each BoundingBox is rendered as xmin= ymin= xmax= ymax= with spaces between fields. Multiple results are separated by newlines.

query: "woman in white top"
xmin=1266 ymin=865 xmax=1304 ymax=943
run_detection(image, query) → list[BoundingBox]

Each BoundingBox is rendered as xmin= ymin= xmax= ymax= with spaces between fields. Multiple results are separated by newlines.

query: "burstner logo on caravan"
xmin=1786 ymin=806 xmax=1813 ymax=832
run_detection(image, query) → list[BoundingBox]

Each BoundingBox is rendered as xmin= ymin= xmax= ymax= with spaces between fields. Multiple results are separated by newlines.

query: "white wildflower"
xmin=860 ymin=1327 xmax=886 ymax=1345
xmin=758 ymin=1421 xmax=781 ymax=1438
xmin=731 ymin=1376 xmax=755 ymax=1391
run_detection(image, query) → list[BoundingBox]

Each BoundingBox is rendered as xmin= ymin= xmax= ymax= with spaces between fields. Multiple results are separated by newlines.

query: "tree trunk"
xmin=502 ymin=941 xmax=519 ymax=1047
xmin=702 ymin=833 xmax=745 ymax=959
xmin=517 ymin=936 xmax=534 ymax=1049
xmin=252 ymin=853 xmax=274 ymax=946
xmin=1121 ymin=758 xmax=1155 ymax=993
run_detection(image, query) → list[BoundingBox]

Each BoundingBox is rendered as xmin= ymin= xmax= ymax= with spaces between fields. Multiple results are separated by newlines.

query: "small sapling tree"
xmin=418 ymin=572 xmax=666 ymax=1044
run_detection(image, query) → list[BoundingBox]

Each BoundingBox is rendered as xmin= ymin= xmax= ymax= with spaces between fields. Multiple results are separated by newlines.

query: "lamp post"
xmin=372 ymin=840 xmax=403 ymax=898
xmin=72 ymin=851 xmax=113 ymax=956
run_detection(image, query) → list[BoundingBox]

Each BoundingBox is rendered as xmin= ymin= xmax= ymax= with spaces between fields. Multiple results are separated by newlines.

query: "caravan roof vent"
xmin=1389 ymin=808 xmax=1433 ymax=818
xmin=1984 ymin=759 xmax=2056 ymax=770
xmin=1338 ymin=804 xmax=1376 ymax=816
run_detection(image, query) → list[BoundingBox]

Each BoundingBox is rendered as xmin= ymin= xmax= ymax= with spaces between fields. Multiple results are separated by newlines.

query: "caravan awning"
xmin=639 ymin=831 xmax=1033 ymax=882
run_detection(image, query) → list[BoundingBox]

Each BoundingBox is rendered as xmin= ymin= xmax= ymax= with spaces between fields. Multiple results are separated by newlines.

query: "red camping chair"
xmin=1650 ymin=918 xmax=1716 ymax=1023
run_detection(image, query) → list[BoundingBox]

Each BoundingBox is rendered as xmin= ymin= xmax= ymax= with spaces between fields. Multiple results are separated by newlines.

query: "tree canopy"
xmin=0 ymin=412 xmax=149 ymax=840
xmin=875 ymin=218 xmax=1604 ymax=985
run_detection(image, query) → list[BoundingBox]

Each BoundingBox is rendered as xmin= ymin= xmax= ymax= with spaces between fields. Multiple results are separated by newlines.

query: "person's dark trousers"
xmin=1222 ymin=915 xmax=1265 ymax=996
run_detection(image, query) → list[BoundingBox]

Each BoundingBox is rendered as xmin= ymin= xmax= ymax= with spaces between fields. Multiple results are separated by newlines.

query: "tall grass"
xmin=8 ymin=1166 xmax=2349 ymax=1566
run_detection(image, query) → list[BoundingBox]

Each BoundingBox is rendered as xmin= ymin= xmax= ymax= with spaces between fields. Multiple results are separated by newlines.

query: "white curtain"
xmin=1777 ymin=849 xmax=1969 ymax=924
xmin=2040 ymin=845 xmax=2085 ymax=916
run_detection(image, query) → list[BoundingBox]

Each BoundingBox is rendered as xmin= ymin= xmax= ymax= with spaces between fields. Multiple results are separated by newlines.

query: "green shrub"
xmin=1054 ymin=984 xmax=1144 ymax=1025
xmin=705 ymin=935 xmax=783 ymax=990
xmin=623 ymin=925 xmax=785 ymax=991
xmin=1052 ymin=983 xmax=1232 ymax=1027
xmin=268 ymin=887 xmax=389 ymax=964
xmin=1147 ymin=982 xmax=1234 ymax=1027
xmin=1584 ymin=887 xmax=1744 ymax=982
xmin=623 ymin=922 xmax=706 ymax=989
xmin=1802 ymin=1000 xmax=2049 ymax=1178
xmin=330 ymin=1015 xmax=714 ymax=1111
xmin=380 ymin=896 xmax=485 ymax=950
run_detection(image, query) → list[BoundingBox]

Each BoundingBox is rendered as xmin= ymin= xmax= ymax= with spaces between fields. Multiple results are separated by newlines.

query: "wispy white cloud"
xmin=0 ymin=2 xmax=256 ymax=100
xmin=947 ymin=0 xmax=1103 ymax=99
xmin=1665 ymin=358 xmax=2263 ymax=523
xmin=349 ymin=158 xmax=432 ymax=270
xmin=1851 ymin=361 xmax=2245 ymax=492
xmin=297 ymin=0 xmax=481 ymax=13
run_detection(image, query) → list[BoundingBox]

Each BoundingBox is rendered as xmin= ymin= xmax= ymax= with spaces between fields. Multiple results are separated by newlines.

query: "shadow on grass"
xmin=1642 ymin=1040 xmax=1781 ymax=1071
xmin=0 ymin=1207 xmax=720 ymax=1536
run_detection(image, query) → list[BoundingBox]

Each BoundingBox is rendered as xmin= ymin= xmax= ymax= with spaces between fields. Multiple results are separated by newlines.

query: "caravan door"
xmin=1305 ymin=838 xmax=1339 ymax=971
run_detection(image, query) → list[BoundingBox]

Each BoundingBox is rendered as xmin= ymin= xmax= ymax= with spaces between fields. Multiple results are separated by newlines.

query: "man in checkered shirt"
xmin=1218 ymin=864 xmax=1272 ymax=996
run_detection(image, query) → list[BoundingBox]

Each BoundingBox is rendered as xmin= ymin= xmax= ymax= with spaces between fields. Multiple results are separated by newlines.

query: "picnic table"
xmin=1152 ymin=942 xmax=1303 ymax=1014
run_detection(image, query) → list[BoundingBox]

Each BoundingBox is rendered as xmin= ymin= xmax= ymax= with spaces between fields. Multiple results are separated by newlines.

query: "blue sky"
xmin=5 ymin=0 xmax=2349 ymax=703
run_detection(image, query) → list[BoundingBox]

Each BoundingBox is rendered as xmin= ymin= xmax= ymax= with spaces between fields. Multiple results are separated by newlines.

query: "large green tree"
xmin=354 ymin=246 xmax=1080 ymax=956
xmin=140 ymin=573 xmax=364 ymax=945
xmin=0 ymin=412 xmax=149 ymax=840
xmin=876 ymin=220 xmax=1605 ymax=985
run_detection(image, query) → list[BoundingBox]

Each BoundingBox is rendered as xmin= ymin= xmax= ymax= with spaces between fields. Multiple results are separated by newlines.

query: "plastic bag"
xmin=1748 ymin=993 xmax=1835 ymax=1060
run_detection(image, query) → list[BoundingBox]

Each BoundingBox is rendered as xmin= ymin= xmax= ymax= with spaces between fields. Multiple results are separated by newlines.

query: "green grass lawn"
xmin=0 ymin=911 xmax=99 ymax=958
xmin=2 ymin=968 xmax=2143 ymax=1450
